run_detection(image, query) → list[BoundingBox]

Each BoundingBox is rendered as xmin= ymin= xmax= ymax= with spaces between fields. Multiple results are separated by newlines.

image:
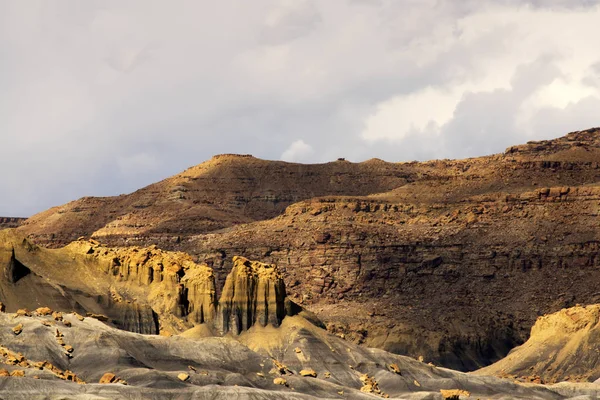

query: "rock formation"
xmin=0 ymin=308 xmax=596 ymax=399
xmin=17 ymin=155 xmax=417 ymax=246
xmin=215 ymin=256 xmax=287 ymax=335
xmin=476 ymin=304 xmax=600 ymax=383
xmin=0 ymin=230 xmax=297 ymax=337
xmin=0 ymin=217 xmax=25 ymax=230
xmin=9 ymin=127 xmax=600 ymax=370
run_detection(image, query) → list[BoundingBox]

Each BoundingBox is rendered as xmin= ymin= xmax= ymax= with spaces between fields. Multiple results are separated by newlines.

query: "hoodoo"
xmin=215 ymin=256 xmax=288 ymax=335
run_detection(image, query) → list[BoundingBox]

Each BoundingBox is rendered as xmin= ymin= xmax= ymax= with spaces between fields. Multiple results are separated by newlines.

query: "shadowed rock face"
xmin=215 ymin=256 xmax=287 ymax=335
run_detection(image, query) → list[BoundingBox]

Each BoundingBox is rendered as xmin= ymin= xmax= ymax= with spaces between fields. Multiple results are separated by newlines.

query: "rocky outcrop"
xmin=63 ymin=239 xmax=219 ymax=333
xmin=0 ymin=230 xmax=296 ymax=337
xmin=11 ymin=128 xmax=600 ymax=371
xmin=476 ymin=304 xmax=600 ymax=383
xmin=0 ymin=217 xmax=26 ymax=230
xmin=215 ymin=256 xmax=287 ymax=335
xmin=18 ymin=155 xmax=418 ymax=246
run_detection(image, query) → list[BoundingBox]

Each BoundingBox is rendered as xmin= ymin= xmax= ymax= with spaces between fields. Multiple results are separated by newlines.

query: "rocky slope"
xmin=14 ymin=127 xmax=600 ymax=371
xmin=0 ymin=309 xmax=598 ymax=399
xmin=476 ymin=304 xmax=600 ymax=384
xmin=18 ymin=155 xmax=425 ymax=246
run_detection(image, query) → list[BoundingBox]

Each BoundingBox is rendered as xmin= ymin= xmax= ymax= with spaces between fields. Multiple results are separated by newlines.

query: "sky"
xmin=1 ymin=0 xmax=600 ymax=216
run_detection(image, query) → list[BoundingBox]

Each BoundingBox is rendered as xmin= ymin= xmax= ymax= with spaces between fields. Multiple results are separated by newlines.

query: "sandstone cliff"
xmin=17 ymin=155 xmax=420 ymax=246
xmin=215 ymin=256 xmax=287 ymax=335
xmin=0 ymin=230 xmax=295 ymax=336
xmin=12 ymin=127 xmax=600 ymax=371
xmin=476 ymin=304 xmax=600 ymax=383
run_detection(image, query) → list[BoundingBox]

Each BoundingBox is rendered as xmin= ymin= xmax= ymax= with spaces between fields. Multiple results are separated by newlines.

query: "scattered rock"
xmin=359 ymin=374 xmax=386 ymax=396
xmin=273 ymin=377 xmax=287 ymax=386
xmin=10 ymin=370 xmax=25 ymax=377
xmin=388 ymin=363 xmax=401 ymax=374
xmin=440 ymin=389 xmax=471 ymax=399
xmin=0 ymin=369 xmax=9 ymax=377
xmin=87 ymin=313 xmax=109 ymax=322
xmin=15 ymin=309 xmax=29 ymax=317
xmin=12 ymin=323 xmax=23 ymax=335
xmin=52 ymin=312 xmax=63 ymax=321
xmin=99 ymin=372 xmax=117 ymax=384
xmin=299 ymin=369 xmax=317 ymax=377
xmin=272 ymin=359 xmax=292 ymax=375
xmin=177 ymin=373 xmax=190 ymax=382
xmin=35 ymin=307 xmax=53 ymax=316
xmin=63 ymin=320 xmax=72 ymax=327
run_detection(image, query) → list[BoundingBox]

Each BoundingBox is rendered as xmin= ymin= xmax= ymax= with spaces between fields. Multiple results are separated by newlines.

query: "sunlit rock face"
xmin=0 ymin=230 xmax=296 ymax=337
xmin=215 ymin=256 xmax=287 ymax=335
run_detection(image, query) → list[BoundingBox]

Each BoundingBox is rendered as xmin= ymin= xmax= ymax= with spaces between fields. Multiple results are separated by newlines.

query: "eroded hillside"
xmin=13 ymin=127 xmax=600 ymax=371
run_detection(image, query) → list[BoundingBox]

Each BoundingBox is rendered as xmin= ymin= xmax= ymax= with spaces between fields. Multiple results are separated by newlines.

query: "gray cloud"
xmin=1 ymin=0 xmax=599 ymax=216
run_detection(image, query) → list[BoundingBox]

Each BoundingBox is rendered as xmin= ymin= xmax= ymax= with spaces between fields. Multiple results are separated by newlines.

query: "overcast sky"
xmin=2 ymin=0 xmax=600 ymax=216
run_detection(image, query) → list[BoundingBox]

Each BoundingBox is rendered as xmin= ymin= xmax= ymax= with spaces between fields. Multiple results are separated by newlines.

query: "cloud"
xmin=281 ymin=140 xmax=314 ymax=162
xmin=1 ymin=0 xmax=600 ymax=215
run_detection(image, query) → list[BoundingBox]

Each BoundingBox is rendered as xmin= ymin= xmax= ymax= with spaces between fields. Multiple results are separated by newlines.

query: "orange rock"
xmin=12 ymin=323 xmax=23 ymax=335
xmin=35 ymin=307 xmax=53 ymax=316
xmin=99 ymin=372 xmax=117 ymax=384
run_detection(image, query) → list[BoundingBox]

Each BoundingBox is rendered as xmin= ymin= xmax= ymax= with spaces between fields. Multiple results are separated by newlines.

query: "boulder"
xmin=299 ymin=369 xmax=317 ymax=377
xmin=35 ymin=307 xmax=52 ymax=316
xmin=12 ymin=323 xmax=23 ymax=335
xmin=99 ymin=372 xmax=117 ymax=384
xmin=440 ymin=389 xmax=471 ymax=399
xmin=177 ymin=373 xmax=190 ymax=382
xmin=273 ymin=377 xmax=287 ymax=385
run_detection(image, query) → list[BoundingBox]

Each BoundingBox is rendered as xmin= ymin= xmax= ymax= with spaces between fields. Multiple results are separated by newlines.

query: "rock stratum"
xmin=13 ymin=127 xmax=600 ymax=371
xmin=0 ymin=230 xmax=294 ymax=337
xmin=0 ymin=218 xmax=25 ymax=230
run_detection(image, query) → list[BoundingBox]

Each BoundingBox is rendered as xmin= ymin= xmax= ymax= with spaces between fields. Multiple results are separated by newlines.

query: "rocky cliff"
xmin=0 ymin=217 xmax=26 ymax=230
xmin=17 ymin=155 xmax=422 ymax=246
xmin=0 ymin=230 xmax=295 ymax=336
xmin=12 ymin=127 xmax=600 ymax=371
xmin=215 ymin=256 xmax=287 ymax=335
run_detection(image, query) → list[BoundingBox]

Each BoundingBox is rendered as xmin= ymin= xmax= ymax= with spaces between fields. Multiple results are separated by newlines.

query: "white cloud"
xmin=362 ymin=87 xmax=462 ymax=142
xmin=1 ymin=0 xmax=600 ymax=215
xmin=360 ymin=3 xmax=600 ymax=147
xmin=281 ymin=140 xmax=314 ymax=162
